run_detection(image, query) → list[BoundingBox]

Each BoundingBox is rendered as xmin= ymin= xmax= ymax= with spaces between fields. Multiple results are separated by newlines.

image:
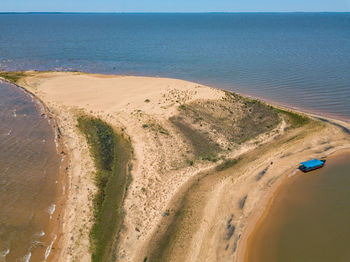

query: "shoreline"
xmin=0 ymin=79 xmax=70 ymax=262
xmin=1 ymin=71 xmax=349 ymax=262
xmin=231 ymin=89 xmax=350 ymax=123
xmin=236 ymin=147 xmax=350 ymax=262
xmin=39 ymin=98 xmax=70 ymax=262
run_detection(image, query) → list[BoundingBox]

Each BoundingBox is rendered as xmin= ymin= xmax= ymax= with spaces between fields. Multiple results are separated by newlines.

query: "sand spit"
xmin=3 ymin=71 xmax=349 ymax=262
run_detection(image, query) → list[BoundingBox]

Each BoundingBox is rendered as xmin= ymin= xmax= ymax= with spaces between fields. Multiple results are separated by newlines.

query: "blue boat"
xmin=299 ymin=159 xmax=326 ymax=173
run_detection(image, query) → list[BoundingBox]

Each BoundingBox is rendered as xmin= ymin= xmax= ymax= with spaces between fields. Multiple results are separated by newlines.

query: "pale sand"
xmin=10 ymin=71 xmax=350 ymax=262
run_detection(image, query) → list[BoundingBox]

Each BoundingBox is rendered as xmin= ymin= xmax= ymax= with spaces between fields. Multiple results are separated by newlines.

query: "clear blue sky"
xmin=1 ymin=0 xmax=349 ymax=12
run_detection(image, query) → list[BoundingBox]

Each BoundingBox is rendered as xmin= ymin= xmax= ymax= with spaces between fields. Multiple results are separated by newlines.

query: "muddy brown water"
xmin=245 ymin=153 xmax=350 ymax=262
xmin=0 ymin=81 xmax=60 ymax=261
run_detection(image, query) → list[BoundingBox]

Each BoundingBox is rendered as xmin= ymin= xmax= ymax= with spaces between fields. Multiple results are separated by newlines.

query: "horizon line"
xmin=0 ymin=11 xmax=349 ymax=14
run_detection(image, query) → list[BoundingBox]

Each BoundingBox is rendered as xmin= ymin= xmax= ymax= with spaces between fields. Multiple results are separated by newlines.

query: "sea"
xmin=0 ymin=13 xmax=349 ymax=261
xmin=0 ymin=12 xmax=349 ymax=120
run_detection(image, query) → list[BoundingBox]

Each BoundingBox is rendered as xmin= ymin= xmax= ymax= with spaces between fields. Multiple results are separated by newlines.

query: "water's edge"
xmin=242 ymin=148 xmax=350 ymax=262
xmin=1 ymin=79 xmax=70 ymax=262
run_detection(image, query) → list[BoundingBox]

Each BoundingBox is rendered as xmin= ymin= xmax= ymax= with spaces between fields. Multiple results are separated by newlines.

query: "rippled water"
xmin=0 ymin=82 xmax=60 ymax=261
xmin=0 ymin=13 xmax=349 ymax=120
xmin=246 ymin=153 xmax=350 ymax=262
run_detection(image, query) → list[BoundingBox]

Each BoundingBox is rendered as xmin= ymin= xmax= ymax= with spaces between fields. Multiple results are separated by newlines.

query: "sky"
xmin=0 ymin=0 xmax=349 ymax=13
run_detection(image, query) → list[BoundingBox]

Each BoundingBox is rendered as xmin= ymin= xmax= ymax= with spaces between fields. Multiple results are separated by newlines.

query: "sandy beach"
xmin=2 ymin=71 xmax=349 ymax=262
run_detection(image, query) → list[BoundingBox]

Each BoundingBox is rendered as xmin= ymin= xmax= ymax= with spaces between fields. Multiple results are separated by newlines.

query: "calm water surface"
xmin=246 ymin=153 xmax=350 ymax=262
xmin=0 ymin=82 xmax=60 ymax=261
xmin=0 ymin=13 xmax=349 ymax=120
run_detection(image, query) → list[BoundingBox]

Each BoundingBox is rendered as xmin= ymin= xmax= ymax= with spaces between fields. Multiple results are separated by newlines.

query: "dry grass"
xmin=170 ymin=92 xmax=280 ymax=163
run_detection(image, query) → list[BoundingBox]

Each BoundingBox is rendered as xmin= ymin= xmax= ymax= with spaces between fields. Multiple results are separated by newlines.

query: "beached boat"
xmin=299 ymin=159 xmax=326 ymax=173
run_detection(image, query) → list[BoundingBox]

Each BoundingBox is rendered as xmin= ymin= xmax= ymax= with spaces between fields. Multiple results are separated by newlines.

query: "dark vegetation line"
xmin=316 ymin=117 xmax=350 ymax=135
xmin=77 ymin=116 xmax=132 ymax=262
xmin=224 ymin=91 xmax=310 ymax=129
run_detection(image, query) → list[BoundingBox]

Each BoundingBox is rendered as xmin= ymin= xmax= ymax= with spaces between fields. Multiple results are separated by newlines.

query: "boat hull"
xmin=299 ymin=160 xmax=326 ymax=173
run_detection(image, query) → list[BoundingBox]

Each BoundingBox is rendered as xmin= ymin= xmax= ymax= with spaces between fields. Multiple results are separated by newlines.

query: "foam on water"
xmin=54 ymin=137 xmax=59 ymax=148
xmin=0 ymin=249 xmax=10 ymax=258
xmin=288 ymin=169 xmax=297 ymax=178
xmin=37 ymin=231 xmax=45 ymax=237
xmin=48 ymin=204 xmax=56 ymax=219
xmin=23 ymin=251 xmax=31 ymax=262
xmin=44 ymin=234 xmax=57 ymax=262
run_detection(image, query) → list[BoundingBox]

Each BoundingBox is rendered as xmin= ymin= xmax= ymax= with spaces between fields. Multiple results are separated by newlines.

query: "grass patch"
xmin=0 ymin=71 xmax=28 ymax=84
xmin=169 ymin=116 xmax=220 ymax=161
xmin=186 ymin=159 xmax=194 ymax=166
xmin=142 ymin=122 xmax=169 ymax=135
xmin=174 ymin=94 xmax=280 ymax=147
xmin=215 ymin=158 xmax=240 ymax=171
xmin=77 ymin=116 xmax=132 ymax=262
xmin=275 ymin=108 xmax=309 ymax=128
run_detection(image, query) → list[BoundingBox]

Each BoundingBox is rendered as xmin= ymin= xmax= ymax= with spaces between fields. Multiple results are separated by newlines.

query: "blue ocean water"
xmin=0 ymin=13 xmax=349 ymax=119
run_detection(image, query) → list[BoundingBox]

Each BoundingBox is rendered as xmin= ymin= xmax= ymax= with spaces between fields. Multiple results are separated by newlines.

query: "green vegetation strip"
xmin=0 ymin=71 xmax=27 ymax=84
xmin=77 ymin=116 xmax=132 ymax=262
xmin=274 ymin=108 xmax=309 ymax=128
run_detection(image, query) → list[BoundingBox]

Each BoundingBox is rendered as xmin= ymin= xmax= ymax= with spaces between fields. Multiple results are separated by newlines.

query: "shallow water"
xmin=246 ymin=153 xmax=350 ymax=262
xmin=0 ymin=82 xmax=60 ymax=261
xmin=0 ymin=13 xmax=349 ymax=120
